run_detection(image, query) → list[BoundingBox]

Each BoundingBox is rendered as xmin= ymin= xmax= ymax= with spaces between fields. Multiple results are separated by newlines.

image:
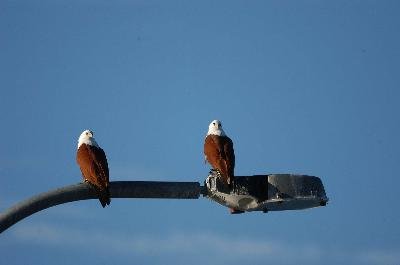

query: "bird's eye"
xmin=213 ymin=122 xmax=215 ymax=125
xmin=86 ymin=132 xmax=89 ymax=135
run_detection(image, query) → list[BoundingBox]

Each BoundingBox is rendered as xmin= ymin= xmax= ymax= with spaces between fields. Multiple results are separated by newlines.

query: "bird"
xmin=76 ymin=129 xmax=110 ymax=207
xmin=204 ymin=120 xmax=235 ymax=188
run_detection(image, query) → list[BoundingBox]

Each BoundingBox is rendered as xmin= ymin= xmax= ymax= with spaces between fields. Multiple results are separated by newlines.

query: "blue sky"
xmin=1 ymin=1 xmax=399 ymax=264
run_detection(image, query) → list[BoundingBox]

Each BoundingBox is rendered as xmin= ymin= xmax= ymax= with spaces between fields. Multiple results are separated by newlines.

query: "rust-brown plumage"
xmin=77 ymin=138 xmax=110 ymax=207
xmin=204 ymin=129 xmax=235 ymax=186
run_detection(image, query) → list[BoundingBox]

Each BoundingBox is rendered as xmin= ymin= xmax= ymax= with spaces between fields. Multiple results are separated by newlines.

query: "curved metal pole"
xmin=0 ymin=181 xmax=201 ymax=234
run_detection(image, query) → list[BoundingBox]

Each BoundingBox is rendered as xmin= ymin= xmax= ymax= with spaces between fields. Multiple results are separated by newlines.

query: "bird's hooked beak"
xmin=87 ymin=131 xmax=94 ymax=138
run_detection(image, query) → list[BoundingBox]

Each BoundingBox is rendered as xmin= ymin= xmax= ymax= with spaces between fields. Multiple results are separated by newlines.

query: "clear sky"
xmin=1 ymin=1 xmax=399 ymax=264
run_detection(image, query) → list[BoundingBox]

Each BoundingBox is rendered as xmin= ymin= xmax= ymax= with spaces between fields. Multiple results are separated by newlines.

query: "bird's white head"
xmin=77 ymin=129 xmax=99 ymax=148
xmin=207 ymin=119 xmax=226 ymax=136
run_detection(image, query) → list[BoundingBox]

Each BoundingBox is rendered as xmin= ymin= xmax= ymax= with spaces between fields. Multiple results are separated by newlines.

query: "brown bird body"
xmin=76 ymin=130 xmax=110 ymax=207
xmin=204 ymin=120 xmax=235 ymax=186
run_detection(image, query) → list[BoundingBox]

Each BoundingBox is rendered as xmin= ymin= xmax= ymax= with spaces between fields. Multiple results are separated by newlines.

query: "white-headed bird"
xmin=76 ymin=130 xmax=110 ymax=207
xmin=204 ymin=120 xmax=235 ymax=187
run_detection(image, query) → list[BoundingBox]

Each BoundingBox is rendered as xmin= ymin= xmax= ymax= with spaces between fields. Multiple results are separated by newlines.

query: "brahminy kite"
xmin=76 ymin=130 xmax=110 ymax=207
xmin=204 ymin=120 xmax=235 ymax=187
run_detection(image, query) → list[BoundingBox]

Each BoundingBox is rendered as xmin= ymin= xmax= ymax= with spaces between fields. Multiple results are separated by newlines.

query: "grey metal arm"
xmin=0 ymin=181 xmax=201 ymax=234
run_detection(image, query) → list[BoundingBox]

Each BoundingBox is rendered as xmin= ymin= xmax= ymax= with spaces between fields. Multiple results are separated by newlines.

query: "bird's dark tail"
xmin=98 ymin=188 xmax=111 ymax=208
xmin=84 ymin=181 xmax=111 ymax=208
